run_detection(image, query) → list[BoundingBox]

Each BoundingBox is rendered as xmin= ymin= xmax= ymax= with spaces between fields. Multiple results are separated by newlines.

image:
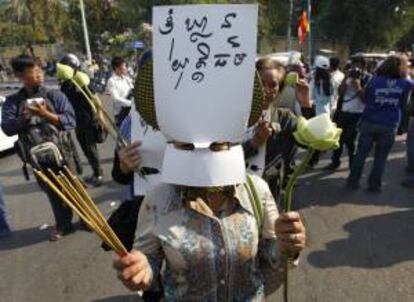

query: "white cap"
xmin=314 ymin=55 xmax=330 ymax=70
xmin=288 ymin=51 xmax=303 ymax=66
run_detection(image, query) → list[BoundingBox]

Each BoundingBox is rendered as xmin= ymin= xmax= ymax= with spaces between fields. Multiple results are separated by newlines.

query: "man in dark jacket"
xmin=59 ymin=54 xmax=104 ymax=187
xmin=1 ymin=55 xmax=77 ymax=241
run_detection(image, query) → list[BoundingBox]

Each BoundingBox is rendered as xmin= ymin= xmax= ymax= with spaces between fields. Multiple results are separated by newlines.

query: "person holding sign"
xmin=113 ymin=5 xmax=306 ymax=301
xmin=107 ymin=51 xmax=166 ymax=302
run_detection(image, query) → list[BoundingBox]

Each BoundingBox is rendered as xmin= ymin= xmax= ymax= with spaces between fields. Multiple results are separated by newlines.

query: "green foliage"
xmin=1 ymin=0 xmax=414 ymax=54
xmin=317 ymin=0 xmax=414 ymax=52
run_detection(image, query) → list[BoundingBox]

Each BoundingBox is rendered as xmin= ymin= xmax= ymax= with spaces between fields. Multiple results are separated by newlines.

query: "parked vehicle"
xmin=0 ymin=95 xmax=17 ymax=152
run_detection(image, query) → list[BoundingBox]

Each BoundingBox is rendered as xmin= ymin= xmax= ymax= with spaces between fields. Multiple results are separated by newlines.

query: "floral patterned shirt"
xmin=134 ymin=175 xmax=283 ymax=301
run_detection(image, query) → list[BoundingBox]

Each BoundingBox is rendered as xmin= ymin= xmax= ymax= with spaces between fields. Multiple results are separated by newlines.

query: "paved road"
xmin=0 ymin=91 xmax=413 ymax=301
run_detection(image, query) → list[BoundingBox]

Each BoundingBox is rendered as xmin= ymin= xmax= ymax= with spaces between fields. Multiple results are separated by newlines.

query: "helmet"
xmin=59 ymin=53 xmax=81 ymax=69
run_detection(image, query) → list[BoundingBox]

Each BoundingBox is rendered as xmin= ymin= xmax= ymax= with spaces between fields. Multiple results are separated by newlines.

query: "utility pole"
xmin=80 ymin=0 xmax=92 ymax=63
xmin=287 ymin=0 xmax=294 ymax=51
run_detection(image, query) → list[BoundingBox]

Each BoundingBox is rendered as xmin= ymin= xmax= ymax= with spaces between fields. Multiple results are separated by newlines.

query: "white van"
xmin=0 ymin=95 xmax=17 ymax=152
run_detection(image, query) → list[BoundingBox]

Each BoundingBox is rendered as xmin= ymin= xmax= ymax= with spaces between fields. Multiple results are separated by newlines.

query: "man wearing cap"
xmin=310 ymin=55 xmax=335 ymax=116
xmin=59 ymin=53 xmax=105 ymax=186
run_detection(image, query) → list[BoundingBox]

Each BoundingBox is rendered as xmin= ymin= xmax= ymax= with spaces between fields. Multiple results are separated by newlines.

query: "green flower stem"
xmin=84 ymin=86 xmax=127 ymax=146
xmin=285 ymin=148 xmax=316 ymax=212
xmin=71 ymin=80 xmax=127 ymax=147
xmin=283 ymin=148 xmax=316 ymax=302
xmin=70 ymin=79 xmax=97 ymax=114
xmin=76 ymin=82 xmax=145 ymax=177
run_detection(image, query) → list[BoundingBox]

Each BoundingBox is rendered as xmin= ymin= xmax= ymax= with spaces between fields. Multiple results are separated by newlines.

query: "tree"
xmin=317 ymin=0 xmax=414 ymax=53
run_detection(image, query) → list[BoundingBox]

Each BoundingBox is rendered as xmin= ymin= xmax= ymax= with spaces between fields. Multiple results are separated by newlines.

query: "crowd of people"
xmin=0 ymin=35 xmax=413 ymax=300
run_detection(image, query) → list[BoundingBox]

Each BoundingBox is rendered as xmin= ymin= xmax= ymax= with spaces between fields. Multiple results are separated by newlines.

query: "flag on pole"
xmin=298 ymin=10 xmax=310 ymax=44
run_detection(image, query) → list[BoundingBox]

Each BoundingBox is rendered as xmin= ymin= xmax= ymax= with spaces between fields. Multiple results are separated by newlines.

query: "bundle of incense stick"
xmin=34 ymin=166 xmax=128 ymax=257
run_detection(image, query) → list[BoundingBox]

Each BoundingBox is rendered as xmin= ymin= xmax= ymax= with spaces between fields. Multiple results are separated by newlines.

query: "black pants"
xmin=35 ymin=146 xmax=77 ymax=233
xmin=76 ymin=127 xmax=102 ymax=177
xmin=67 ymin=132 xmax=83 ymax=175
xmin=332 ymin=112 xmax=362 ymax=167
xmin=37 ymin=175 xmax=74 ymax=232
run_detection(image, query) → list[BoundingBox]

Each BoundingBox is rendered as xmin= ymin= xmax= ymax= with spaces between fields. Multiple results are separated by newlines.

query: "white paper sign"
xmin=131 ymin=101 xmax=167 ymax=195
xmin=153 ymin=4 xmax=258 ymax=145
xmin=131 ymin=106 xmax=166 ymax=170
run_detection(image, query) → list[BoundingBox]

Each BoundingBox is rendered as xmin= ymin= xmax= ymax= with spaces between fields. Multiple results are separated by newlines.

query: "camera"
xmin=349 ymin=68 xmax=362 ymax=79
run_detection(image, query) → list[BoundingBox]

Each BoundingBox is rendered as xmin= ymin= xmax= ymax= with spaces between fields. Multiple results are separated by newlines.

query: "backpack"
xmin=15 ymin=89 xmax=69 ymax=178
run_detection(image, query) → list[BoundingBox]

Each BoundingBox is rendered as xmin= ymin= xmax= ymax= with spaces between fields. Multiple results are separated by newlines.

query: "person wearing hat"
xmin=311 ymin=55 xmax=335 ymax=116
xmin=59 ymin=53 xmax=105 ymax=187
xmin=113 ymin=6 xmax=307 ymax=300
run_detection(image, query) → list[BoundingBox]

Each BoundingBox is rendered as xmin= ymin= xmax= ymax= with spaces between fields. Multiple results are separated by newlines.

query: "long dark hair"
xmin=314 ymin=68 xmax=332 ymax=96
xmin=376 ymin=55 xmax=405 ymax=79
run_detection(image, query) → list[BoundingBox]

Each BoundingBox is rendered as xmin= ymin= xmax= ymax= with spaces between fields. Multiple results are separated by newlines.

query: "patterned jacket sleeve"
xmin=133 ymin=186 xmax=164 ymax=290
xmin=251 ymin=176 xmax=282 ymax=269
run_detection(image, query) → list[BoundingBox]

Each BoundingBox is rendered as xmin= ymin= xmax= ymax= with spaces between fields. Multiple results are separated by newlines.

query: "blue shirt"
xmin=1 ymin=86 xmax=76 ymax=136
xmin=362 ymin=76 xmax=413 ymax=128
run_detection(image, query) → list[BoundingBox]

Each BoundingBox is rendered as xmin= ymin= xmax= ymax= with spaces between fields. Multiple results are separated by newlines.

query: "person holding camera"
xmin=1 ymin=55 xmax=77 ymax=241
xmin=107 ymin=57 xmax=134 ymax=127
xmin=347 ymin=54 xmax=412 ymax=192
xmin=325 ymin=57 xmax=372 ymax=170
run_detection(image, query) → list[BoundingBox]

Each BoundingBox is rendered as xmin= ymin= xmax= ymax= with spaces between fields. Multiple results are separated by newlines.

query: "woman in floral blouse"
xmin=113 ymin=174 xmax=306 ymax=301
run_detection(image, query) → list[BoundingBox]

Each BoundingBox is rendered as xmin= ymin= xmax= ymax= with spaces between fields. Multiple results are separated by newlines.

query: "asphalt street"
xmin=0 ymin=90 xmax=413 ymax=302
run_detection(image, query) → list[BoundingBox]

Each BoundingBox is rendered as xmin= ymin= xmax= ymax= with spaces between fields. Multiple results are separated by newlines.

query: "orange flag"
xmin=298 ymin=11 xmax=310 ymax=44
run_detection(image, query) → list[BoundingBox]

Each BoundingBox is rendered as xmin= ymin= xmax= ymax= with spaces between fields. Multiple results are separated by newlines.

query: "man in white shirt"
xmin=330 ymin=57 xmax=345 ymax=112
xmin=106 ymin=57 xmax=134 ymax=127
